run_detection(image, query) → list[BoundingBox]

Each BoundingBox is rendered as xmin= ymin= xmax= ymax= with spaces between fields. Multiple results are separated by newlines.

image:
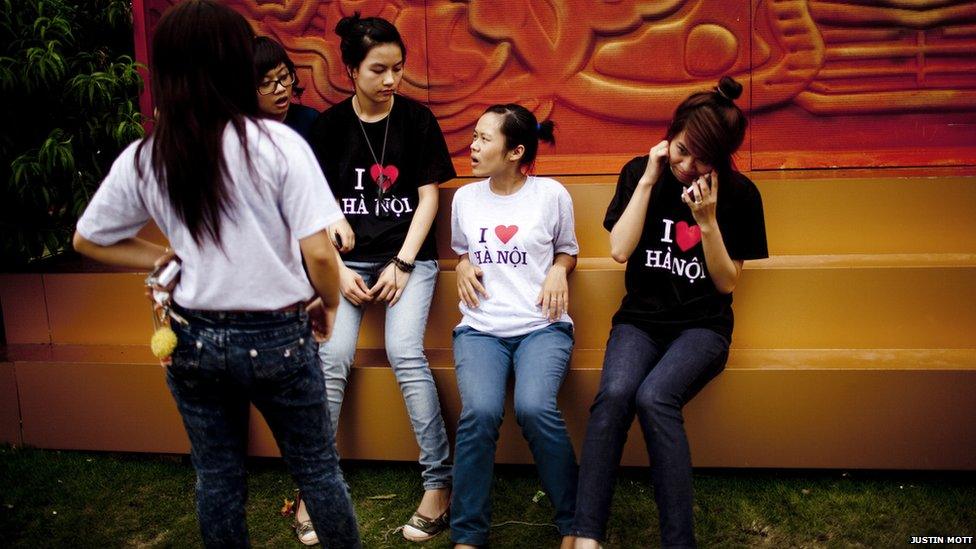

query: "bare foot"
xmin=561 ymin=535 xmax=577 ymax=548
xmin=455 ymin=545 xmax=479 ymax=549
xmin=574 ymin=537 xmax=601 ymax=549
xmin=416 ymin=487 xmax=451 ymax=518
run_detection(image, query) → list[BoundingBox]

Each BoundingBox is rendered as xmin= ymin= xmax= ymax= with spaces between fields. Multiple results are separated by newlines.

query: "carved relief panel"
xmin=136 ymin=0 xmax=976 ymax=172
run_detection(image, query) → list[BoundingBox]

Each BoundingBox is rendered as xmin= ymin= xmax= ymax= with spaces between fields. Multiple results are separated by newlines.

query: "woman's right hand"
xmin=639 ymin=140 xmax=670 ymax=187
xmin=339 ymin=264 xmax=372 ymax=305
xmin=456 ymin=256 xmax=489 ymax=308
xmin=329 ymin=218 xmax=355 ymax=253
xmin=306 ymin=297 xmax=337 ymax=342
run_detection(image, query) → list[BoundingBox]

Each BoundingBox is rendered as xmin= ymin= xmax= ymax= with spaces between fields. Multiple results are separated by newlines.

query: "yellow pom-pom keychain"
xmin=149 ymin=299 xmax=187 ymax=362
xmin=146 ymin=255 xmax=185 ymax=363
xmin=151 ymin=325 xmax=178 ymax=359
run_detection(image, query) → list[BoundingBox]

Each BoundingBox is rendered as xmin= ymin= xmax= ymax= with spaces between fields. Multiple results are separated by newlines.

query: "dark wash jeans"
xmin=571 ymin=323 xmax=729 ymax=549
xmin=167 ymin=306 xmax=361 ymax=548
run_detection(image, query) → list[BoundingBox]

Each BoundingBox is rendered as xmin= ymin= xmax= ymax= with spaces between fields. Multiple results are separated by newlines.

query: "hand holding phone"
xmin=146 ymin=258 xmax=181 ymax=306
xmin=328 ymin=219 xmax=355 ymax=253
xmin=148 ymin=260 xmax=181 ymax=287
xmin=684 ymin=173 xmax=711 ymax=203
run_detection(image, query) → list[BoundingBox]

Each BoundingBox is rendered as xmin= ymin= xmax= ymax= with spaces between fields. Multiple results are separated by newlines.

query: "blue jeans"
xmin=318 ymin=259 xmax=451 ymax=490
xmin=571 ymin=324 xmax=729 ymax=549
xmin=450 ymin=322 xmax=578 ymax=546
xmin=167 ymin=306 xmax=361 ymax=549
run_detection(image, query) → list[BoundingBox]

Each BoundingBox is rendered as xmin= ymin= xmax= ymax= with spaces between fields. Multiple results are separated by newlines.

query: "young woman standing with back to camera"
xmin=72 ymin=1 xmax=361 ymax=547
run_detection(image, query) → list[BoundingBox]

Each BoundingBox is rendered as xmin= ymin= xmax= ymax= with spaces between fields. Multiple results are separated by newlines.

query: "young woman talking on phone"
xmin=571 ymin=76 xmax=768 ymax=549
xmin=72 ymin=1 xmax=360 ymax=546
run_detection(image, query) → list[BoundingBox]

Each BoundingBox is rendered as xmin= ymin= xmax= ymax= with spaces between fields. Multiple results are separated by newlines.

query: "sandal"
xmin=292 ymin=490 xmax=319 ymax=546
xmin=402 ymin=508 xmax=450 ymax=542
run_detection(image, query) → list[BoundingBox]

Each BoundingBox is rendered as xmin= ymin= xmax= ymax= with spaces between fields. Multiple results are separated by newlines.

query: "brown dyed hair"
xmin=665 ymin=76 xmax=747 ymax=177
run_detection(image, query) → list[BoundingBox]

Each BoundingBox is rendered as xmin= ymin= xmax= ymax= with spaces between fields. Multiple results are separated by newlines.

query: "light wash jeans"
xmin=450 ymin=322 xmax=578 ymax=546
xmin=318 ymin=259 xmax=451 ymax=489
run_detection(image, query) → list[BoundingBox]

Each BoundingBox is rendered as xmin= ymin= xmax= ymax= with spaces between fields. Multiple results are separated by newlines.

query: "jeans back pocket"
xmin=248 ymin=336 xmax=309 ymax=380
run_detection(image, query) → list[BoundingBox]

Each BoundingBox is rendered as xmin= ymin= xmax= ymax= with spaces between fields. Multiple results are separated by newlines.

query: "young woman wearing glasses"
xmin=254 ymin=36 xmax=319 ymax=141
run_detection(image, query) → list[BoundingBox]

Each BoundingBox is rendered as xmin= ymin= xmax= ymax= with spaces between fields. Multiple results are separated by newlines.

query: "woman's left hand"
xmin=370 ymin=262 xmax=410 ymax=307
xmin=683 ymin=169 xmax=719 ymax=227
xmin=537 ymin=265 xmax=569 ymax=321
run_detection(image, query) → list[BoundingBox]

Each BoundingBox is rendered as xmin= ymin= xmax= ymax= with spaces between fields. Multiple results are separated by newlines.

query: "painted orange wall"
xmin=135 ymin=0 xmax=976 ymax=173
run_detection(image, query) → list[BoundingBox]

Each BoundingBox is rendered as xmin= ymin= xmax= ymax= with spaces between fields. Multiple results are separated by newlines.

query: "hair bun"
xmin=334 ymin=12 xmax=362 ymax=39
xmin=716 ymin=76 xmax=743 ymax=102
xmin=537 ymin=120 xmax=556 ymax=144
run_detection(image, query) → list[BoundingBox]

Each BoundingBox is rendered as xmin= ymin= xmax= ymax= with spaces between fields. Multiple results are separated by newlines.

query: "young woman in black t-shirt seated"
xmin=254 ymin=36 xmax=319 ymax=141
xmin=571 ymin=76 xmax=768 ymax=549
xmin=296 ymin=12 xmax=457 ymax=546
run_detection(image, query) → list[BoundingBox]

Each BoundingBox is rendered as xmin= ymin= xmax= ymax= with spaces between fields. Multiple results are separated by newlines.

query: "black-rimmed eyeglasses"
xmin=257 ymin=72 xmax=295 ymax=95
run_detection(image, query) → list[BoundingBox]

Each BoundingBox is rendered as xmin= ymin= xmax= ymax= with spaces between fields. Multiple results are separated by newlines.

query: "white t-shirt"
xmin=77 ymin=119 xmax=343 ymax=310
xmin=451 ymin=176 xmax=579 ymax=337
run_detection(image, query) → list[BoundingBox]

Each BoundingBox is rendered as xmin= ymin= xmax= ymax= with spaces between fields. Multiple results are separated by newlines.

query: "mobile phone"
xmin=684 ymin=174 xmax=711 ymax=201
xmin=332 ymin=231 xmax=343 ymax=249
xmin=147 ymin=259 xmax=181 ymax=288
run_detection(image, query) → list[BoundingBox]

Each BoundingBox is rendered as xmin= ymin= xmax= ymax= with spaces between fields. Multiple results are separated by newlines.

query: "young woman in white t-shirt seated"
xmin=449 ymin=104 xmax=579 ymax=549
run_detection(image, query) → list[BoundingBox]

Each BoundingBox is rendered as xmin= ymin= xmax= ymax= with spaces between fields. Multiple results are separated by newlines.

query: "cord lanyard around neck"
xmin=354 ymin=96 xmax=393 ymax=217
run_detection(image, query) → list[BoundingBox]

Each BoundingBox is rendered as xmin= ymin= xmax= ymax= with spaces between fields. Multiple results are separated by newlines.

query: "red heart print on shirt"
xmin=370 ymin=164 xmax=399 ymax=191
xmin=675 ymin=221 xmax=701 ymax=252
xmin=495 ymin=225 xmax=519 ymax=244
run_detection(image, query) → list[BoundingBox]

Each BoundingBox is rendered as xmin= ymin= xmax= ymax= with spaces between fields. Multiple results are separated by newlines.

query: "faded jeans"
xmin=167 ymin=305 xmax=360 ymax=548
xmin=571 ymin=323 xmax=729 ymax=549
xmin=317 ymin=259 xmax=451 ymax=489
xmin=450 ymin=322 xmax=578 ymax=546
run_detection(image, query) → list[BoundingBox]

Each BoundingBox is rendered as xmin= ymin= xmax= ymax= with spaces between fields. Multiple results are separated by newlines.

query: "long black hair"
xmin=136 ymin=0 xmax=257 ymax=246
xmin=665 ymin=76 xmax=747 ymax=179
xmin=334 ymin=12 xmax=406 ymax=73
xmin=483 ymin=104 xmax=555 ymax=167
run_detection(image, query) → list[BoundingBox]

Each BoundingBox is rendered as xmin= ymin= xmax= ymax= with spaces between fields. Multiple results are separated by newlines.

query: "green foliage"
xmin=0 ymin=0 xmax=144 ymax=267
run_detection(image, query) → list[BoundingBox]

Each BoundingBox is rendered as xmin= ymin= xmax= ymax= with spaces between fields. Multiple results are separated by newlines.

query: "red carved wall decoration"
xmin=134 ymin=0 xmax=976 ymax=174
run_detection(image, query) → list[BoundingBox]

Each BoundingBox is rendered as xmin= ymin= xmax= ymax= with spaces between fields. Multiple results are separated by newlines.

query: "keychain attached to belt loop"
xmin=150 ymin=302 xmax=176 ymax=364
xmin=146 ymin=259 xmax=186 ymax=364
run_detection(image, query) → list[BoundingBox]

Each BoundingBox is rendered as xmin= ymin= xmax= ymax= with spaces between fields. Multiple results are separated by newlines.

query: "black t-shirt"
xmin=309 ymin=95 xmax=456 ymax=262
xmin=604 ymin=156 xmax=768 ymax=340
xmin=284 ymin=103 xmax=319 ymax=142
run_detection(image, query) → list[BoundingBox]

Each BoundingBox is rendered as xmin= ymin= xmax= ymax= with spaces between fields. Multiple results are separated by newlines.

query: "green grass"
xmin=1 ymin=445 xmax=973 ymax=547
